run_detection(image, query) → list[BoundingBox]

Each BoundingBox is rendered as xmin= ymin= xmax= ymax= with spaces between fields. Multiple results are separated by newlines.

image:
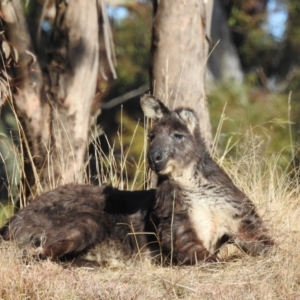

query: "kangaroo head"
xmin=141 ymin=95 xmax=201 ymax=177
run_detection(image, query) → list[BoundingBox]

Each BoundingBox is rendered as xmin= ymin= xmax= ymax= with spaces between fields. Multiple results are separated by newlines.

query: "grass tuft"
xmin=0 ymin=129 xmax=300 ymax=298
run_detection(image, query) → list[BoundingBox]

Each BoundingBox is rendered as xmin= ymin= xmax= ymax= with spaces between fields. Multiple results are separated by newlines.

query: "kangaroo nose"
xmin=152 ymin=150 xmax=163 ymax=163
xmin=148 ymin=149 xmax=167 ymax=173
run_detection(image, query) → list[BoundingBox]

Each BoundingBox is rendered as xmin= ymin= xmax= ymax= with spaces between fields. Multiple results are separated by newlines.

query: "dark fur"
xmin=0 ymin=95 xmax=274 ymax=266
xmin=141 ymin=95 xmax=274 ymax=264
xmin=0 ymin=185 xmax=159 ymax=266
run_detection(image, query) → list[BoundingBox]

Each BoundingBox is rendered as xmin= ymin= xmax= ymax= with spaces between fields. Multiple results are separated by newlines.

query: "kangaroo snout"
xmin=148 ymin=149 xmax=168 ymax=173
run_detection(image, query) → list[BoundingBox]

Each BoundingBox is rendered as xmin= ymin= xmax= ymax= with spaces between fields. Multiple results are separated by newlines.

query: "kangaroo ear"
xmin=177 ymin=108 xmax=199 ymax=135
xmin=140 ymin=95 xmax=170 ymax=120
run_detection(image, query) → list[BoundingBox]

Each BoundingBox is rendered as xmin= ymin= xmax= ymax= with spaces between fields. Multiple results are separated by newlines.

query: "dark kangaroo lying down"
xmin=0 ymin=95 xmax=274 ymax=266
xmin=1 ymin=185 xmax=158 ymax=266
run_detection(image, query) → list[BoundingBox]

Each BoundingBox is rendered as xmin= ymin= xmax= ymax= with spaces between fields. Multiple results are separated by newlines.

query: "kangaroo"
xmin=0 ymin=95 xmax=273 ymax=266
xmin=0 ymin=185 xmax=159 ymax=267
xmin=140 ymin=94 xmax=274 ymax=264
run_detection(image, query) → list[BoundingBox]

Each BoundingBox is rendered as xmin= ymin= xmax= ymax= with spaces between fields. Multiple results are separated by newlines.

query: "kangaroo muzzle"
xmin=148 ymin=149 xmax=168 ymax=173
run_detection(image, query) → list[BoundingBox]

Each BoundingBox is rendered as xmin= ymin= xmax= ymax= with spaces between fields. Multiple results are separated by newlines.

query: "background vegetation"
xmin=0 ymin=0 xmax=299 ymax=203
xmin=102 ymin=0 xmax=300 ymax=167
xmin=0 ymin=0 xmax=299 ymax=211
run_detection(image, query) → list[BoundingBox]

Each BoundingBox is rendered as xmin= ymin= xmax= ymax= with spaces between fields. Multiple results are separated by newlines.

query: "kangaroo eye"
xmin=174 ymin=133 xmax=184 ymax=140
xmin=148 ymin=132 xmax=155 ymax=141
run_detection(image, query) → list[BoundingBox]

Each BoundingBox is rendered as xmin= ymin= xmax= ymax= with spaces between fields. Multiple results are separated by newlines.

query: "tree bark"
xmin=1 ymin=0 xmax=51 ymax=199
xmin=45 ymin=0 xmax=100 ymax=188
xmin=208 ymin=0 xmax=244 ymax=83
xmin=1 ymin=0 xmax=105 ymax=201
xmin=151 ymin=0 xmax=214 ymax=150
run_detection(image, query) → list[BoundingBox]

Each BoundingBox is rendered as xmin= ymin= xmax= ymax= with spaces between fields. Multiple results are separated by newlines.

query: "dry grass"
xmin=1 ymin=132 xmax=300 ymax=299
xmin=0 ymin=74 xmax=299 ymax=297
xmin=0 ymin=235 xmax=299 ymax=299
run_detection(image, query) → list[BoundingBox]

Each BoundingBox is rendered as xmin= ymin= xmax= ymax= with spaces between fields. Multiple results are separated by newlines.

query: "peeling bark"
xmin=45 ymin=0 xmax=100 ymax=187
xmin=1 ymin=0 xmax=51 ymax=198
xmin=0 ymin=0 xmax=107 ymax=201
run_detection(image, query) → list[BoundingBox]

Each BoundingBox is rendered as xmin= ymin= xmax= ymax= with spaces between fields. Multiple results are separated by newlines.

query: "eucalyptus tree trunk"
xmin=151 ymin=0 xmax=214 ymax=150
xmin=0 ymin=0 xmax=113 ymax=202
xmin=1 ymin=0 xmax=50 ymax=200
xmin=44 ymin=1 xmax=100 ymax=190
xmin=208 ymin=0 xmax=244 ymax=83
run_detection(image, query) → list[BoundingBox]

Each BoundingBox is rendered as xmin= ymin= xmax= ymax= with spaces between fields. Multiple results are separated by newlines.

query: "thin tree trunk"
xmin=151 ymin=0 xmax=214 ymax=150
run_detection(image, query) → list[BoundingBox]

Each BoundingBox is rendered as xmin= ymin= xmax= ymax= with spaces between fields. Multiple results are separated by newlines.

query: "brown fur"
xmin=0 ymin=185 xmax=159 ymax=266
xmin=0 ymin=95 xmax=274 ymax=267
xmin=141 ymin=95 xmax=274 ymax=264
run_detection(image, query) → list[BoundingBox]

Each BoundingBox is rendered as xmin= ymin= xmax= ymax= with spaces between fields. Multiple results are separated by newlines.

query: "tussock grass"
xmin=1 ymin=131 xmax=300 ymax=299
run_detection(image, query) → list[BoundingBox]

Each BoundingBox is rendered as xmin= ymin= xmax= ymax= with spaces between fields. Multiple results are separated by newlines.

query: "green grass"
xmin=208 ymin=82 xmax=297 ymax=168
xmin=0 ymin=203 xmax=14 ymax=227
